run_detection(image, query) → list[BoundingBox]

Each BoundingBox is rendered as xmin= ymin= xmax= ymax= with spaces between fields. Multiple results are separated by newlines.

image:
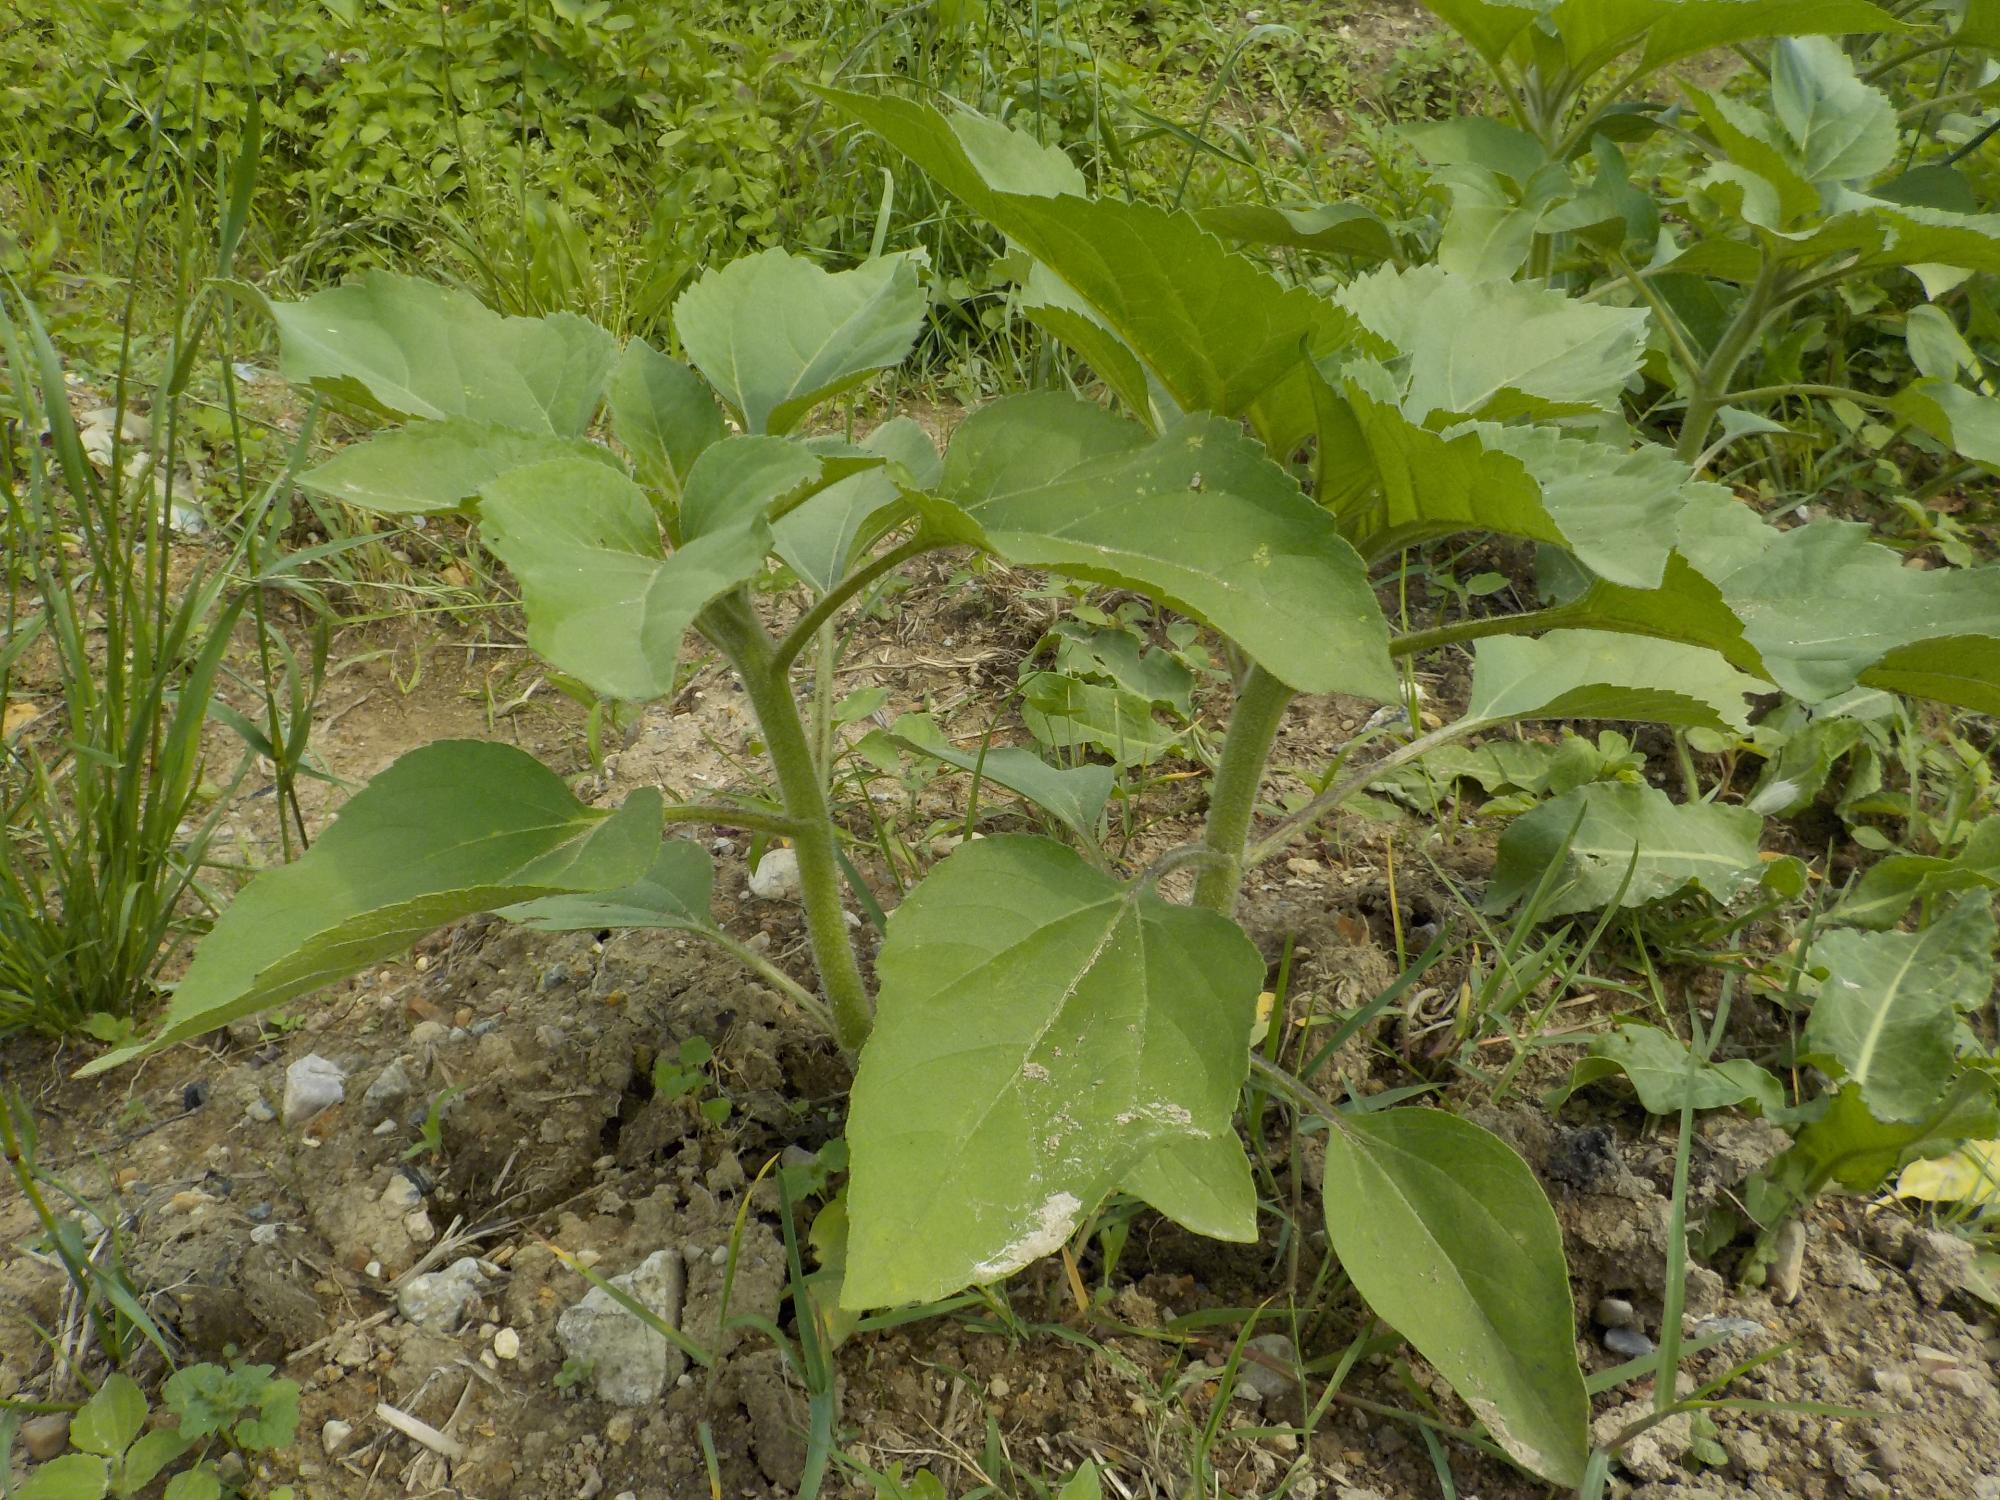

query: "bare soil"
xmin=8 ymin=562 xmax=2000 ymax=1500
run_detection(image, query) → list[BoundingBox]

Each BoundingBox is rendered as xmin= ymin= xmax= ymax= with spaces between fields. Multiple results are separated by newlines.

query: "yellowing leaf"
xmin=1897 ymin=1140 xmax=2000 ymax=1207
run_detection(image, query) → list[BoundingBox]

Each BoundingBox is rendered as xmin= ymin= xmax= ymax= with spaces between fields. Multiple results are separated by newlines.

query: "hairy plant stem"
xmin=700 ymin=591 xmax=873 ymax=1052
xmin=1192 ymin=666 xmax=1293 ymax=915
xmin=1677 ymin=262 xmax=1780 ymax=465
xmin=658 ymin=802 xmax=798 ymax=838
xmin=1389 ymin=608 xmax=1565 ymax=659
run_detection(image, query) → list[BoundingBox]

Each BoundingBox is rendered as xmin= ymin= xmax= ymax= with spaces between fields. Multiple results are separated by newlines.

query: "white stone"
xmin=321 ymin=1419 xmax=353 ymax=1456
xmin=555 ymin=1250 xmax=687 ymax=1406
xmin=379 ymin=1175 xmax=423 ymax=1212
xmin=397 ymin=1256 xmax=488 ymax=1332
xmin=747 ymin=847 xmax=801 ymax=900
xmin=492 ymin=1327 xmax=521 ymax=1360
xmin=282 ymin=1055 xmax=346 ymax=1126
xmin=403 ymin=1209 xmax=436 ymax=1244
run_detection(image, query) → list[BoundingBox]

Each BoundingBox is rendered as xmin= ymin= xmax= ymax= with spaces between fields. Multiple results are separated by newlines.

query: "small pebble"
xmin=470 ymin=1018 xmax=501 ymax=1037
xmin=1770 ymin=1220 xmax=1807 ymax=1306
xmin=410 ymin=1020 xmax=448 ymax=1046
xmin=1239 ymin=1333 xmax=1298 ymax=1400
xmin=182 ymin=1080 xmax=210 ymax=1112
xmin=1603 ymin=1327 xmax=1655 ymax=1358
xmin=21 ymin=1413 xmax=69 ymax=1461
xmin=321 ymin=1419 xmax=353 ymax=1456
xmin=1594 ymin=1296 xmax=1637 ymax=1329
xmin=365 ymin=1261 xmax=383 ymax=1279
xmin=245 ymin=1097 xmax=276 ymax=1124
xmin=493 ymin=1327 xmax=521 ymax=1360
xmin=250 ymin=1224 xmax=280 ymax=1246
xmin=404 ymin=1209 xmax=437 ymax=1244
xmin=282 ymin=1054 xmax=346 ymax=1126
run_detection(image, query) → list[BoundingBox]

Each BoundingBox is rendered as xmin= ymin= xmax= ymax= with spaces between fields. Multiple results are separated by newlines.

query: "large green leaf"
xmin=1314 ymin=369 xmax=1688 ymax=587
xmin=79 ymin=743 xmax=663 ymax=1075
xmin=502 ymin=840 xmax=716 ymax=932
xmin=1334 ymin=265 xmax=1647 ymax=423
xmin=1485 ymin=781 xmax=1763 ymax=916
xmin=1546 ymin=1023 xmax=1784 ymax=1115
xmin=1761 ymin=1074 xmax=2000 ymax=1203
xmin=771 ymin=418 xmax=936 ymax=592
xmin=932 ymin=395 xmax=1395 ymax=700
xmin=1466 ymin=630 xmax=1762 ymax=732
xmin=820 ymin=90 xmax=1348 ymax=448
xmin=887 ymin=715 xmax=1114 ymax=844
xmin=298 ymin=421 xmax=621 ymax=516
xmin=1123 ymin=1132 xmax=1258 ymax=1242
xmin=1322 ymin=1107 xmax=1588 ymax=1485
xmin=1196 ymin=202 xmax=1397 ymax=261
xmin=678 ymin=436 xmax=825 ymax=543
xmin=1805 ymin=898 xmax=1997 ymax=1123
xmin=1684 ymin=513 xmax=2000 ymax=705
xmin=607 ymin=336 xmax=725 ymax=496
xmin=265 ymin=271 xmax=616 ymax=435
xmin=1770 ymin=37 xmax=1897 ymax=185
xmin=1832 ymin=819 xmax=2000 ymax=929
xmin=672 ymin=248 xmax=927 ymax=436
xmin=842 ymin=836 xmax=1263 ymax=1306
xmin=478 ymin=458 xmax=770 ymax=702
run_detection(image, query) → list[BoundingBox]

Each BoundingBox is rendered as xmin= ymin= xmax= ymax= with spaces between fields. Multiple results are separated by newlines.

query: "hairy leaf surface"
xmin=1485 ymin=782 xmax=1763 ymax=916
xmin=1466 ymin=630 xmax=1761 ymax=731
xmin=1806 ymin=898 xmax=1997 ymax=1123
xmin=934 ymin=395 xmax=1395 ymax=699
xmin=298 ymin=421 xmax=622 ymax=515
xmin=673 ymin=248 xmax=926 ymax=436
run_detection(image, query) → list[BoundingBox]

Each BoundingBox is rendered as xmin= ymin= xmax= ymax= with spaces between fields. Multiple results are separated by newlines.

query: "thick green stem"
xmin=1389 ymin=607 xmax=1567 ymax=660
xmin=1192 ymin=666 xmax=1294 ymax=915
xmin=1677 ymin=262 xmax=1779 ymax=465
xmin=701 ymin=591 xmax=874 ymax=1052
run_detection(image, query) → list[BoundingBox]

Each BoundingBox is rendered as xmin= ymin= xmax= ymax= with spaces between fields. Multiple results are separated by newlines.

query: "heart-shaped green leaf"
xmin=842 ymin=836 xmax=1262 ymax=1306
xmin=673 ymin=248 xmax=926 ymax=436
xmin=607 ymin=336 xmax=725 ymax=497
xmin=933 ymin=394 xmax=1394 ymax=700
xmin=478 ymin=458 xmax=772 ymax=702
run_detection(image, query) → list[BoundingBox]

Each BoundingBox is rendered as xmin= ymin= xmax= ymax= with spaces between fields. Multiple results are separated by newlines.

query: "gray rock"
xmin=397 ymin=1256 xmax=489 ymax=1332
xmin=555 ymin=1249 xmax=688 ymax=1406
xmin=1595 ymin=1295 xmax=1638 ymax=1329
xmin=1604 ymin=1326 xmax=1655 ymax=1358
xmin=361 ymin=1057 xmax=413 ymax=1125
xmin=245 ymin=1097 xmax=276 ymax=1124
xmin=1239 ymin=1333 xmax=1298 ymax=1400
xmin=283 ymin=1054 xmax=346 ymax=1126
xmin=1908 ymin=1227 xmax=1981 ymax=1308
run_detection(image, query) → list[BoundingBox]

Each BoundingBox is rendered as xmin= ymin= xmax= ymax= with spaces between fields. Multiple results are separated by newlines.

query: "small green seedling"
xmin=402 ymin=1086 xmax=463 ymax=1161
xmin=653 ymin=1037 xmax=731 ymax=1126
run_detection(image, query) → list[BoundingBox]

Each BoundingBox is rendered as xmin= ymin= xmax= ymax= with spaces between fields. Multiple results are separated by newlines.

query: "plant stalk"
xmin=700 ymin=592 xmax=874 ymax=1052
xmin=1677 ymin=262 xmax=1779 ymax=465
xmin=1192 ymin=666 xmax=1294 ymax=915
